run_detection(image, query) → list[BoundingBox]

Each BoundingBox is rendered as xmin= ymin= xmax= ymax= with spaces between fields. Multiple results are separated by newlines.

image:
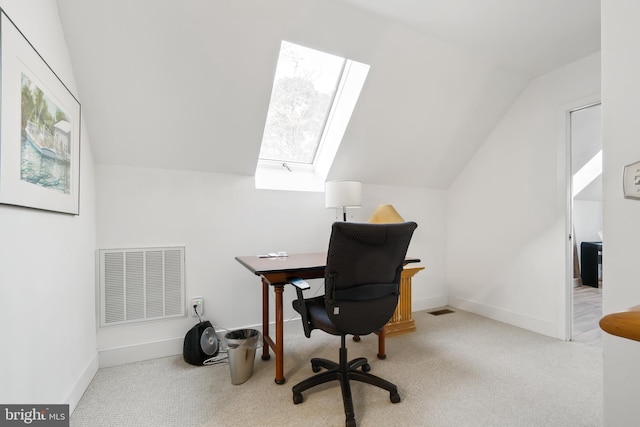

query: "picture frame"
xmin=0 ymin=10 xmax=81 ymax=215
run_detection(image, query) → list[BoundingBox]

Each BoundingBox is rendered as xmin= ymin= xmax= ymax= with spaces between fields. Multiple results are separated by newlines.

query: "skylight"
xmin=572 ymin=149 xmax=602 ymax=198
xmin=255 ymin=41 xmax=370 ymax=191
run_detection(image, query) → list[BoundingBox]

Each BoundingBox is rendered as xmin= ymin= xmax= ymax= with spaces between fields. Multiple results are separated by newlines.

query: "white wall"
xmin=95 ymin=165 xmax=446 ymax=365
xmin=602 ymin=1 xmax=640 ymax=425
xmin=446 ymin=52 xmax=601 ymax=339
xmin=0 ymin=0 xmax=97 ymax=412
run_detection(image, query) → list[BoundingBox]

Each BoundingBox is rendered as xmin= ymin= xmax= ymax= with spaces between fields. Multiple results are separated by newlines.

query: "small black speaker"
xmin=183 ymin=320 xmax=219 ymax=366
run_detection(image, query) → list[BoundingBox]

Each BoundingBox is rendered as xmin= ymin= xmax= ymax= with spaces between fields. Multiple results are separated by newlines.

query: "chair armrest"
xmin=288 ymin=277 xmax=310 ymax=291
xmin=287 ymin=277 xmax=313 ymax=338
xmin=288 ymin=276 xmax=311 ymax=306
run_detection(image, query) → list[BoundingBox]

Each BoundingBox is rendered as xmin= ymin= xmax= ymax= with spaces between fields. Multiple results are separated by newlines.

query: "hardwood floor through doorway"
xmin=573 ymin=284 xmax=602 ymax=347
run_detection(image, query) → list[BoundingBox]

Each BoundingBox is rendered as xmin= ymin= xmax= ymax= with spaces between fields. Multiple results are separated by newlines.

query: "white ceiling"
xmin=55 ymin=0 xmax=601 ymax=190
xmin=341 ymin=0 xmax=601 ymax=77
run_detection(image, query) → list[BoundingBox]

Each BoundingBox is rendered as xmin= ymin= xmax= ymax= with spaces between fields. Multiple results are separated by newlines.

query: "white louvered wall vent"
xmin=99 ymin=246 xmax=185 ymax=327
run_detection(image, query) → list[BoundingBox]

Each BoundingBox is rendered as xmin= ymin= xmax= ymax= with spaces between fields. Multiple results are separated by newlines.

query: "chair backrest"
xmin=324 ymin=221 xmax=418 ymax=336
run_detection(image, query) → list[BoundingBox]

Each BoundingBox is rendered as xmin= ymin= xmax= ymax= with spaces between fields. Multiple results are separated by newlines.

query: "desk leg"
xmin=274 ymin=284 xmax=285 ymax=384
xmin=376 ymin=328 xmax=386 ymax=359
xmin=353 ymin=333 xmax=386 ymax=359
xmin=261 ymin=278 xmax=271 ymax=361
xmin=260 ymin=279 xmax=286 ymax=384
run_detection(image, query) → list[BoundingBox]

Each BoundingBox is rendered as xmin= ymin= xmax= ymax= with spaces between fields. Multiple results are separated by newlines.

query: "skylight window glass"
xmin=572 ymin=150 xmax=602 ymax=198
xmin=259 ymin=41 xmax=346 ymax=164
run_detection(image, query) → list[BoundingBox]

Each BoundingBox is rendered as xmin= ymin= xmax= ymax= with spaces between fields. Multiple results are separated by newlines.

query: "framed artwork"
xmin=0 ymin=10 xmax=81 ymax=215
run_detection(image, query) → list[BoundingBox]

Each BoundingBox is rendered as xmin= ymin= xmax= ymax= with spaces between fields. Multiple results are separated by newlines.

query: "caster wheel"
xmin=293 ymin=393 xmax=303 ymax=404
xmin=346 ymin=416 xmax=356 ymax=427
xmin=390 ymin=392 xmax=401 ymax=404
xmin=362 ymin=363 xmax=371 ymax=372
xmin=352 ymin=335 xmax=361 ymax=342
xmin=312 ymin=363 xmax=321 ymax=373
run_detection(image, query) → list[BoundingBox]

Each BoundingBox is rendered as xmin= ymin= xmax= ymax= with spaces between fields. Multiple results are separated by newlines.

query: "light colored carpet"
xmin=71 ymin=309 xmax=602 ymax=427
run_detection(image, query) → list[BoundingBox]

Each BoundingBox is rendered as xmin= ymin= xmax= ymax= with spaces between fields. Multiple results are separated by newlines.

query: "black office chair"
xmin=288 ymin=221 xmax=417 ymax=427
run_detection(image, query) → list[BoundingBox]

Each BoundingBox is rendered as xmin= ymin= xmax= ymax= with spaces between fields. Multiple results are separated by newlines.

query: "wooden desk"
xmin=235 ymin=252 xmax=419 ymax=385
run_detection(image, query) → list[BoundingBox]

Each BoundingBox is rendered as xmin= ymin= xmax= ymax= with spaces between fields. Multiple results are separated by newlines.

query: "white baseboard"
xmin=66 ymin=352 xmax=99 ymax=414
xmin=98 ymin=337 xmax=184 ymax=368
xmin=412 ymin=295 xmax=449 ymax=312
xmin=96 ymin=300 xmax=458 ymax=370
xmin=448 ymin=296 xmax=558 ymax=338
xmin=97 ymin=322 xmax=271 ymax=368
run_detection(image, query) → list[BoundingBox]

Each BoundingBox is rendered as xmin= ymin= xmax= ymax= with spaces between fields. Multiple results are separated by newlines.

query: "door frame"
xmin=561 ymin=96 xmax=601 ymax=341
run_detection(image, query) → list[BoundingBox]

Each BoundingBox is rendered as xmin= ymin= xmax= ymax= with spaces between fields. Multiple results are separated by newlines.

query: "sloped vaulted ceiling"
xmin=55 ymin=0 xmax=600 ymax=189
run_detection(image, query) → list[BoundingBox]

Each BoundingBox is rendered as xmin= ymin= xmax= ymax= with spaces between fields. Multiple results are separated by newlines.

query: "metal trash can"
xmin=224 ymin=329 xmax=260 ymax=385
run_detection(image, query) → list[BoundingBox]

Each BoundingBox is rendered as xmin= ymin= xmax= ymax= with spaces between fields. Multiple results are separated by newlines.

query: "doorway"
xmin=570 ymin=103 xmax=602 ymax=346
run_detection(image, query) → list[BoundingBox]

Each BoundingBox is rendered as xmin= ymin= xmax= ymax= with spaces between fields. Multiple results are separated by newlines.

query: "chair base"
xmin=292 ymin=336 xmax=400 ymax=427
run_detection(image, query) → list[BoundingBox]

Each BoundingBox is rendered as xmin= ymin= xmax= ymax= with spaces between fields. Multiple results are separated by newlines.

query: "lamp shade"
xmin=368 ymin=204 xmax=404 ymax=223
xmin=325 ymin=180 xmax=362 ymax=208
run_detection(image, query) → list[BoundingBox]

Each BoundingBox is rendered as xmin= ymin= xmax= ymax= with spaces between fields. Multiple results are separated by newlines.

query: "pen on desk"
xmin=257 ymin=252 xmax=288 ymax=258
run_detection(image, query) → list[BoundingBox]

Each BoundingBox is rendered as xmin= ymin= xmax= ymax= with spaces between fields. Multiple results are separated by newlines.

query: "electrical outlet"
xmin=191 ymin=297 xmax=204 ymax=317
